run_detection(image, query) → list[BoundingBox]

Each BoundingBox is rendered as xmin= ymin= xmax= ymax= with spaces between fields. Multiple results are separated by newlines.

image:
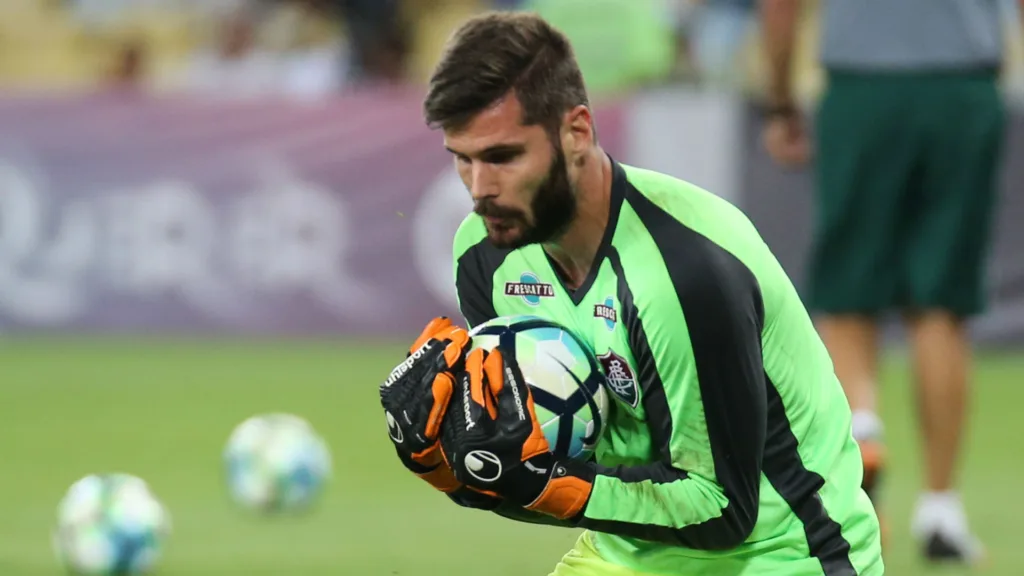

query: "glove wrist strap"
xmin=524 ymin=460 xmax=595 ymax=520
xmin=418 ymin=465 xmax=462 ymax=493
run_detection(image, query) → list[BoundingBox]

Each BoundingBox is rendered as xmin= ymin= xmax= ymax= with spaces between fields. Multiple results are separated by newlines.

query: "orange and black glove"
xmin=379 ymin=316 xmax=471 ymax=494
xmin=440 ymin=346 xmax=595 ymax=521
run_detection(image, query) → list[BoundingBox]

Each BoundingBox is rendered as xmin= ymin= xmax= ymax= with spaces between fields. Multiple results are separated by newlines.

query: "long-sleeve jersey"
xmin=450 ymin=158 xmax=883 ymax=575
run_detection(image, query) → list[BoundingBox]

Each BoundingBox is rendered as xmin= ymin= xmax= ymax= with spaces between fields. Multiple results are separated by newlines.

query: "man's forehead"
xmin=443 ymin=95 xmax=540 ymax=152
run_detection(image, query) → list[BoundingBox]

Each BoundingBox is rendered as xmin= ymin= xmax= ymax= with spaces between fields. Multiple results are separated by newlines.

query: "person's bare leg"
xmin=907 ymin=310 xmax=982 ymax=562
xmin=818 ymin=314 xmax=887 ymax=543
xmin=818 ymin=315 xmax=884 ymax=485
xmin=907 ymin=310 xmax=969 ymax=492
xmin=819 ymin=314 xmax=880 ymax=412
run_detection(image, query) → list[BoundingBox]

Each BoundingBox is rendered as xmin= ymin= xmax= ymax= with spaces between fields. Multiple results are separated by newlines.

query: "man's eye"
xmin=455 ymin=155 xmax=471 ymax=164
xmin=484 ymin=152 xmax=517 ymax=164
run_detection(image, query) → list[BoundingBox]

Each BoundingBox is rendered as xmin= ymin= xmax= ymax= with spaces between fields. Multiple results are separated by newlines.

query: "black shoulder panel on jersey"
xmin=606 ymin=249 xmax=676 ymax=464
xmin=599 ymin=190 xmax=767 ymax=549
xmin=624 ymin=184 xmax=856 ymax=572
xmin=575 ymin=248 xmax=699 ymax=545
xmin=583 ymin=243 xmax=762 ymax=549
xmin=455 ymin=240 xmax=510 ymax=328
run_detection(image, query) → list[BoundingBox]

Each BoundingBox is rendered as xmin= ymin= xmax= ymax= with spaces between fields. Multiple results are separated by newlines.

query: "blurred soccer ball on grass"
xmin=53 ymin=473 xmax=171 ymax=575
xmin=223 ymin=413 xmax=332 ymax=513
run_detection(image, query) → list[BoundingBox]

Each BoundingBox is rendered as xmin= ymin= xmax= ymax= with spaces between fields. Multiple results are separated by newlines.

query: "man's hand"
xmin=762 ymin=106 xmax=812 ymax=167
xmin=440 ymin=347 xmax=594 ymax=520
xmin=758 ymin=0 xmax=809 ymax=167
xmin=379 ymin=316 xmax=471 ymax=493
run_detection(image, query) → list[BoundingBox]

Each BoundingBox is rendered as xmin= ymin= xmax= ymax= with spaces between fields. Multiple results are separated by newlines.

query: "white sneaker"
xmin=911 ymin=491 xmax=985 ymax=564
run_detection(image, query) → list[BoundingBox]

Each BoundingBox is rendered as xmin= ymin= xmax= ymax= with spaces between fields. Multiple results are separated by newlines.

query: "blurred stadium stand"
xmin=0 ymin=0 xmax=196 ymax=91
xmin=2 ymin=0 xmax=1020 ymax=102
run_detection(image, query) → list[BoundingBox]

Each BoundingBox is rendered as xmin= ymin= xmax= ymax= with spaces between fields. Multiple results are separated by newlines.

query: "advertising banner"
xmin=2 ymin=91 xmax=1022 ymax=344
xmin=0 ymin=92 xmax=625 ymax=335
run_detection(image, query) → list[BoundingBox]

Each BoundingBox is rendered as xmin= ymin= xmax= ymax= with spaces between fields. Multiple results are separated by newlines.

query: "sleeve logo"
xmin=504 ymin=272 xmax=555 ymax=306
xmin=597 ymin=350 xmax=639 ymax=408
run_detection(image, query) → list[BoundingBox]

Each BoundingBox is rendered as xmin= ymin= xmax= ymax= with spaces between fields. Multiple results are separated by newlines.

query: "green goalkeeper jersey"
xmin=450 ymin=159 xmax=883 ymax=576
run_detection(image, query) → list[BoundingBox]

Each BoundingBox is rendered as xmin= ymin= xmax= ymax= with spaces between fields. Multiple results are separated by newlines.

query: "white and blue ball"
xmin=223 ymin=413 xmax=332 ymax=513
xmin=53 ymin=473 xmax=170 ymax=575
xmin=468 ymin=315 xmax=609 ymax=461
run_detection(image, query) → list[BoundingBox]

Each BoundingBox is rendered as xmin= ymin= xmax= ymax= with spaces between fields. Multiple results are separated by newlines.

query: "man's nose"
xmin=469 ymin=162 xmax=499 ymax=202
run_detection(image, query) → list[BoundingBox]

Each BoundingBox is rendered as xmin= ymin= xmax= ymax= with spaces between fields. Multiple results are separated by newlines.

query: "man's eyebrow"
xmin=445 ymin=143 xmax=527 ymax=157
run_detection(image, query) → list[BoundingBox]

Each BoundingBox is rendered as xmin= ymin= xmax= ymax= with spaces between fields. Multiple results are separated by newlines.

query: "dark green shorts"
xmin=808 ymin=69 xmax=1006 ymax=317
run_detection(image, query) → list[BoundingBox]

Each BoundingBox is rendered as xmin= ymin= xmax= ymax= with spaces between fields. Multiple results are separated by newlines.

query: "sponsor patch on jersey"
xmin=594 ymin=296 xmax=616 ymax=331
xmin=504 ymin=272 xmax=555 ymax=306
xmin=598 ymin=349 xmax=639 ymax=408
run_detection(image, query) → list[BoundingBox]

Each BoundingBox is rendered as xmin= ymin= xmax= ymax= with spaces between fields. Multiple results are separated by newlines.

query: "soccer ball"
xmin=53 ymin=473 xmax=170 ymax=575
xmin=468 ymin=315 xmax=609 ymax=460
xmin=223 ymin=413 xmax=332 ymax=513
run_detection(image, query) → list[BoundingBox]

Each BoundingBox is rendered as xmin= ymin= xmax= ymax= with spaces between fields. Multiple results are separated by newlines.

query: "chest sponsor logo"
xmin=598 ymin=349 xmax=639 ymax=408
xmin=594 ymin=296 xmax=616 ymax=331
xmin=504 ymin=272 xmax=555 ymax=306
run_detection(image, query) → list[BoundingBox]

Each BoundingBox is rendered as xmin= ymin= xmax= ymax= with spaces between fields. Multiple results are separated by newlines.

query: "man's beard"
xmin=474 ymin=147 xmax=577 ymax=250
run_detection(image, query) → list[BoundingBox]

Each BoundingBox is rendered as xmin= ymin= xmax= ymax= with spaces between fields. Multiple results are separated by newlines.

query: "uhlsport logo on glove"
xmin=464 ymin=450 xmax=502 ymax=482
xmin=382 ymin=341 xmax=432 ymax=388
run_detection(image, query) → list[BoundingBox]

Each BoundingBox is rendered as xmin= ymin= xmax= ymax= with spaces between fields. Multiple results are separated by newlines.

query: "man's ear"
xmin=562 ymin=105 xmax=593 ymax=165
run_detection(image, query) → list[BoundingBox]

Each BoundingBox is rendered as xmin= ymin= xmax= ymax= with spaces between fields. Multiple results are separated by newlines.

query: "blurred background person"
xmin=679 ymin=0 xmax=758 ymax=89
xmin=760 ymin=0 xmax=1022 ymax=564
xmin=104 ymin=35 xmax=148 ymax=92
xmin=182 ymin=1 xmax=348 ymax=99
xmin=333 ymin=0 xmax=408 ymax=84
xmin=183 ymin=4 xmax=283 ymax=97
xmin=520 ymin=0 xmax=677 ymax=94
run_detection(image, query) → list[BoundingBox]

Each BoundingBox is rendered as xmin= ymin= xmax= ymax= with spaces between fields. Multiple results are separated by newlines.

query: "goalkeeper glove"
xmin=440 ymin=346 xmax=595 ymax=520
xmin=379 ymin=316 xmax=471 ymax=493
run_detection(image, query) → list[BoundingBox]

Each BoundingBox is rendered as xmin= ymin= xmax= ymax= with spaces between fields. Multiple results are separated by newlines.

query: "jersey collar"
xmin=543 ymin=154 xmax=626 ymax=306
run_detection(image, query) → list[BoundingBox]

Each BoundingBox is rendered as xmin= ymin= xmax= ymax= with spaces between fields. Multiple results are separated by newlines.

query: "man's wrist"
xmin=763 ymin=100 xmax=798 ymax=119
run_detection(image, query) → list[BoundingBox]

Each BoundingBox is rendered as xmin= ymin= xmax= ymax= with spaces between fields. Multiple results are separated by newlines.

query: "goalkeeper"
xmin=379 ymin=11 xmax=882 ymax=576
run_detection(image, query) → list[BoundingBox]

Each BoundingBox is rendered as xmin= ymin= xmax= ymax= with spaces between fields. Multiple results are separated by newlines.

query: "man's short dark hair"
xmin=423 ymin=12 xmax=589 ymax=135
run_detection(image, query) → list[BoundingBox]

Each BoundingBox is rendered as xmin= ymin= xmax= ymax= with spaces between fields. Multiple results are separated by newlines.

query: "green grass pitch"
xmin=0 ymin=337 xmax=1021 ymax=575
